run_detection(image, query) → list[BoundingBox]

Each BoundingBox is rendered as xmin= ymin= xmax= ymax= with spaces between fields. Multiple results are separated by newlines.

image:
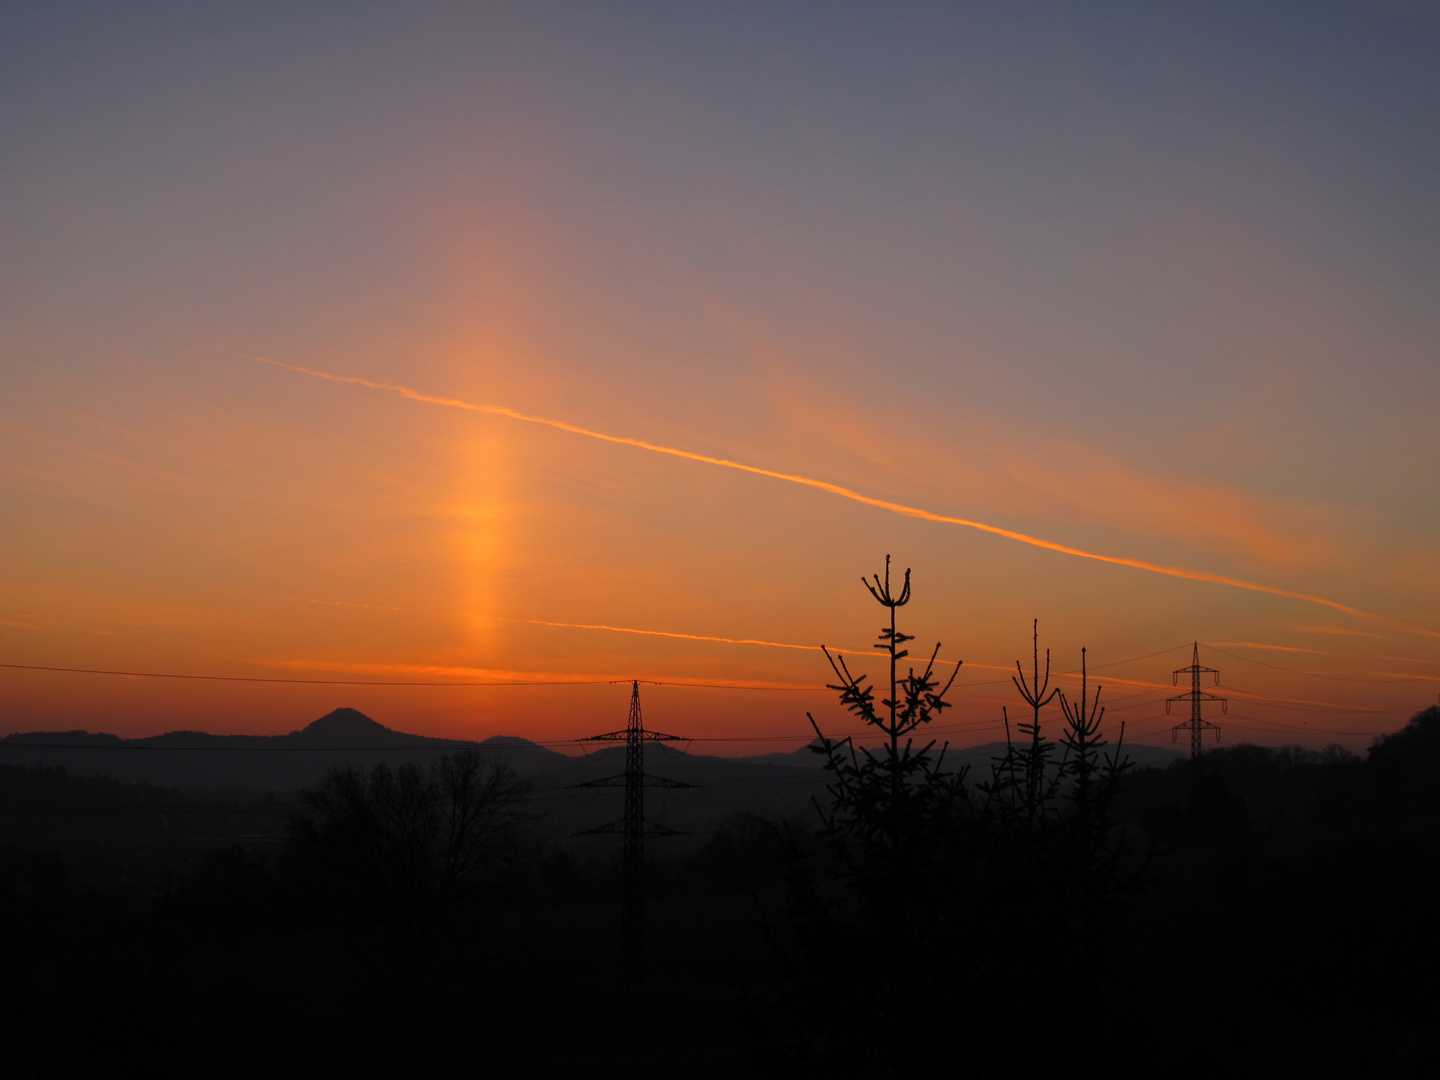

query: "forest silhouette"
xmin=2 ymin=564 xmax=1438 ymax=1077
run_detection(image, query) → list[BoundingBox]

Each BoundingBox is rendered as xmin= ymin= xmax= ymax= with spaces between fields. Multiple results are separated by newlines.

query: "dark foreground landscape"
xmin=3 ymin=701 xmax=1438 ymax=1078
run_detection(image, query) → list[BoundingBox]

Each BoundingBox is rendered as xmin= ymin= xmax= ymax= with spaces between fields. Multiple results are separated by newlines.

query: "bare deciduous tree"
xmin=289 ymin=749 xmax=529 ymax=976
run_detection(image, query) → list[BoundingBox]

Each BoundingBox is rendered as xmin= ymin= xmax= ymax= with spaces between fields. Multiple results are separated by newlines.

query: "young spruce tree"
xmin=762 ymin=558 xmax=966 ymax=1078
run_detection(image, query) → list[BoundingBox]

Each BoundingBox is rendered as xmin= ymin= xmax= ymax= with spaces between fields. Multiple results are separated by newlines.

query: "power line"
xmin=0 ymin=662 xmax=830 ymax=692
xmin=0 ymin=663 xmax=619 ymax=687
xmin=0 ymin=646 xmax=1226 ymax=694
xmin=644 ymin=681 xmax=826 ymax=692
xmin=1072 ymin=642 xmax=1194 ymax=671
xmin=946 ymin=645 xmax=1193 ymax=690
xmin=3 ymin=643 xmax=1422 ymax=757
xmin=1202 ymin=644 xmax=1439 ymax=684
xmin=1218 ymin=686 xmax=1394 ymax=713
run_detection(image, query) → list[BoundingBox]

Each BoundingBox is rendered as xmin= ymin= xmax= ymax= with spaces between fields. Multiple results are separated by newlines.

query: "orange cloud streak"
xmin=519 ymin=618 xmax=822 ymax=651
xmin=515 ymin=616 xmax=1013 ymax=672
xmin=257 ymin=358 xmax=1433 ymax=637
xmin=259 ymin=658 xmax=825 ymax=691
xmin=1211 ymin=641 xmax=1321 ymax=654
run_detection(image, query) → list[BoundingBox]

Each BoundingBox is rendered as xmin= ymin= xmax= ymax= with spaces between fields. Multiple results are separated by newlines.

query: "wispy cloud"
xmin=763 ymin=383 xmax=1345 ymax=572
xmin=257 ymin=657 xmax=824 ymax=690
xmin=259 ymin=358 xmax=1430 ymax=634
xmin=517 ymin=617 xmax=822 ymax=651
xmin=508 ymin=616 xmax=1008 ymax=672
xmin=1291 ymin=624 xmax=1384 ymax=638
xmin=1211 ymin=641 xmax=1321 ymax=654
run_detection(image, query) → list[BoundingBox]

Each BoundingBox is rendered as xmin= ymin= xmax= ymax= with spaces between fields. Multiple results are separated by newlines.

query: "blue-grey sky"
xmin=3 ymin=2 xmax=1437 ymax=747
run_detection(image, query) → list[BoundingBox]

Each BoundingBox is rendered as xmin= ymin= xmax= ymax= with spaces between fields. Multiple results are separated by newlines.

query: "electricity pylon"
xmin=577 ymin=680 xmax=692 ymax=990
xmin=1167 ymin=641 xmax=1225 ymax=777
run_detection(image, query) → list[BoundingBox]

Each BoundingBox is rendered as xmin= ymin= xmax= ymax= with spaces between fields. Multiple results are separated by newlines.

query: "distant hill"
xmin=0 ymin=708 xmax=573 ymax=791
xmin=0 ymin=710 xmax=1184 ymax=841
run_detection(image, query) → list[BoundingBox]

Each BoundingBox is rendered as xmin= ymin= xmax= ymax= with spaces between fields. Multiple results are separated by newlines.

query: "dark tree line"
xmin=751 ymin=561 xmax=1147 ymax=1077
xmin=752 ymin=561 xmax=1440 ymax=1078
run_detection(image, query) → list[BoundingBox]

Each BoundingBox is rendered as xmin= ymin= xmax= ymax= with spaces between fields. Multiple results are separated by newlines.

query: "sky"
xmin=3 ymin=1 xmax=1438 ymax=754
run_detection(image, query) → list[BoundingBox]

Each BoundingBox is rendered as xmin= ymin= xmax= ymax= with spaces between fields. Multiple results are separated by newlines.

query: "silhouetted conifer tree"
xmin=965 ymin=628 xmax=1143 ymax=1070
xmin=759 ymin=558 xmax=965 ymax=1078
xmin=807 ymin=556 xmax=963 ymax=875
xmin=1052 ymin=647 xmax=1136 ymax=946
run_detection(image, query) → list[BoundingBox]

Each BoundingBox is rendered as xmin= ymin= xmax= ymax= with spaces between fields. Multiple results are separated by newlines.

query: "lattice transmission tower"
xmin=1167 ymin=641 xmax=1225 ymax=777
xmin=576 ymin=680 xmax=692 ymax=990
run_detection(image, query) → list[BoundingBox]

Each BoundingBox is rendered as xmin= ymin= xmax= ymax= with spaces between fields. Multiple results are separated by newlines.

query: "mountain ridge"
xmin=0 ymin=708 xmax=1185 ymax=792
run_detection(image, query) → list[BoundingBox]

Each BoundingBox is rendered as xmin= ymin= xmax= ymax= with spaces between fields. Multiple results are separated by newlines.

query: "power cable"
xmin=1202 ymin=644 xmax=1439 ymax=684
xmin=0 ymin=662 xmax=830 ymax=692
xmin=1218 ymin=686 xmax=1396 ymax=713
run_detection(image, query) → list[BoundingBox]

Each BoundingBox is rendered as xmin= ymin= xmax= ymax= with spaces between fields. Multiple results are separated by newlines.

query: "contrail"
xmin=1211 ymin=641 xmax=1320 ymax=655
xmin=514 ymin=617 xmax=1011 ymax=671
xmin=257 ymin=357 xmax=1426 ymax=633
xmin=520 ymin=618 xmax=821 ymax=651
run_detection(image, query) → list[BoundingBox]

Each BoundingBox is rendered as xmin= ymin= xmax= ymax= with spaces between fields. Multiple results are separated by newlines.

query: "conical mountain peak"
xmin=295 ymin=707 xmax=396 ymax=744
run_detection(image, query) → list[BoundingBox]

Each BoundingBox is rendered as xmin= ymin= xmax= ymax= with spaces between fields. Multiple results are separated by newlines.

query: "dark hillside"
xmin=0 ymin=708 xmax=569 ymax=790
xmin=4 ymin=709 xmax=1438 ymax=1075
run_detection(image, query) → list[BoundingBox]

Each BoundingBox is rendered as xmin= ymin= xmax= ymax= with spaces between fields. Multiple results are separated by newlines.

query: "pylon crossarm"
xmin=581 ymin=818 xmax=692 ymax=838
xmin=581 ymin=728 xmax=685 ymax=743
xmin=578 ymin=818 xmax=627 ymax=836
xmin=576 ymin=773 xmax=694 ymax=790
xmin=644 ymin=775 xmax=698 ymax=789
xmin=642 ymin=819 xmax=689 ymax=837
xmin=571 ymin=774 xmax=627 ymax=789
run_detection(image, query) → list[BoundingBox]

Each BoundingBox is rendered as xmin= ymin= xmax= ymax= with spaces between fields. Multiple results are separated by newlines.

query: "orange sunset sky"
xmin=3 ymin=3 xmax=1438 ymax=753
